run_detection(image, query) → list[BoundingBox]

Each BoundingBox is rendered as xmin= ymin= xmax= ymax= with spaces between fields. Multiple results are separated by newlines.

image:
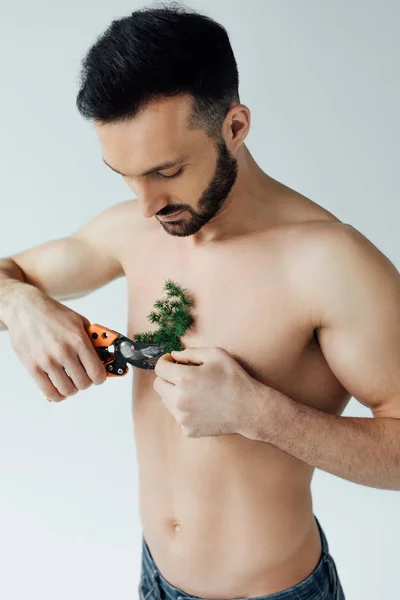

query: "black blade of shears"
xmin=115 ymin=336 xmax=167 ymax=370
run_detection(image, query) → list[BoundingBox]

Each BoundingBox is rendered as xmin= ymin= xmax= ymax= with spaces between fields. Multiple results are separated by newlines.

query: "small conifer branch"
xmin=131 ymin=279 xmax=194 ymax=354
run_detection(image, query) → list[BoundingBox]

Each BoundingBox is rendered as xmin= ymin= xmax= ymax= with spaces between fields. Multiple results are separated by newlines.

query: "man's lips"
xmin=158 ymin=210 xmax=184 ymax=221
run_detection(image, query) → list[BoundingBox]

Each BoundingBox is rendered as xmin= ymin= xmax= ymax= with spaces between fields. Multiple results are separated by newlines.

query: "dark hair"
xmin=75 ymin=2 xmax=240 ymax=139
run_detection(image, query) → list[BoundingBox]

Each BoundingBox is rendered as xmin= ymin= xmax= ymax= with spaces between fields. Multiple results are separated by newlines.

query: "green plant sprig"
xmin=131 ymin=279 xmax=194 ymax=354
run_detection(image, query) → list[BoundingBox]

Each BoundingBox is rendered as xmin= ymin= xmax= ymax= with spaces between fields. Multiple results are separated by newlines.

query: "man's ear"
xmin=223 ymin=104 xmax=251 ymax=154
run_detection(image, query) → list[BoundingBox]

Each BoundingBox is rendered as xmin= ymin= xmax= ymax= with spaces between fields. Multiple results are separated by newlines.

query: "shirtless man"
xmin=1 ymin=5 xmax=399 ymax=600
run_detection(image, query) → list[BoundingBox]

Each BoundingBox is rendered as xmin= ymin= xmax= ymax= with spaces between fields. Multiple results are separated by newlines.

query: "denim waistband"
xmin=140 ymin=515 xmax=336 ymax=600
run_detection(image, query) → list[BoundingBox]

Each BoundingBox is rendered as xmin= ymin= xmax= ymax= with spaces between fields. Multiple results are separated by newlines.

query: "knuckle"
xmin=41 ymin=357 xmax=57 ymax=371
xmin=57 ymin=340 xmax=70 ymax=352
xmin=45 ymin=390 xmax=64 ymax=402
xmin=72 ymin=333 xmax=89 ymax=351
xmin=30 ymin=371 xmax=64 ymax=403
xmin=64 ymin=385 xmax=78 ymax=396
xmin=55 ymin=343 xmax=73 ymax=362
xmin=91 ymin=368 xmax=107 ymax=385
xmin=68 ymin=336 xmax=83 ymax=352
xmin=67 ymin=371 xmax=91 ymax=391
xmin=31 ymin=363 xmax=43 ymax=376
xmin=78 ymin=380 xmax=92 ymax=391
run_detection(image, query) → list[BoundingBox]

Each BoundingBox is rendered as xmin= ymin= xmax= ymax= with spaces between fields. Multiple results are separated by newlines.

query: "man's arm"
xmin=0 ymin=260 xmax=28 ymax=330
xmin=0 ymin=200 xmax=135 ymax=329
xmin=245 ymin=223 xmax=400 ymax=490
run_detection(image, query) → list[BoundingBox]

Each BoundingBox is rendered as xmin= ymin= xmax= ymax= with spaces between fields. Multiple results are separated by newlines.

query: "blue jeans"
xmin=139 ymin=515 xmax=345 ymax=600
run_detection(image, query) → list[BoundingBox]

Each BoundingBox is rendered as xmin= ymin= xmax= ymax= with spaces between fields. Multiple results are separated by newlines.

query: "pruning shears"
xmin=88 ymin=323 xmax=168 ymax=375
xmin=45 ymin=323 xmax=167 ymax=400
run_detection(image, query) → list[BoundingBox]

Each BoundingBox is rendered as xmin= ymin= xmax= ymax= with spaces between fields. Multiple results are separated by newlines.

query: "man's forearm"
xmin=245 ymin=386 xmax=400 ymax=491
xmin=0 ymin=259 xmax=30 ymax=330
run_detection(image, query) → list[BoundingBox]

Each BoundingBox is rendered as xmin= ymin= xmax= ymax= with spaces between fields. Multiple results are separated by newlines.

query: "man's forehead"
xmin=95 ymin=95 xmax=200 ymax=172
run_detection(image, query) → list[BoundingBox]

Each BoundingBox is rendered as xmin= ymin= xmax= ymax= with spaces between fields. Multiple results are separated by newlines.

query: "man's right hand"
xmin=5 ymin=287 xmax=107 ymax=402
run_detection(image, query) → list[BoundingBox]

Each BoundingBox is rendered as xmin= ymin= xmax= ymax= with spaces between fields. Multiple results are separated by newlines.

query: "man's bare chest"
xmin=124 ymin=228 xmax=349 ymax=413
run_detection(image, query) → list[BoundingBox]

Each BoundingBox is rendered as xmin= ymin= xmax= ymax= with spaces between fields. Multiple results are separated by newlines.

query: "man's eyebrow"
xmin=102 ymin=155 xmax=188 ymax=178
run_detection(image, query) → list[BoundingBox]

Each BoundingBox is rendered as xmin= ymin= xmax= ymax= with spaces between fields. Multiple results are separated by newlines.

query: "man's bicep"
xmin=11 ymin=201 xmax=132 ymax=301
xmin=309 ymin=224 xmax=400 ymax=418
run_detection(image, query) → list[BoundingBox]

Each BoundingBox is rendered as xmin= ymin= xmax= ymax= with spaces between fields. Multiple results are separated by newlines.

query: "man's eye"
xmin=157 ymin=167 xmax=184 ymax=179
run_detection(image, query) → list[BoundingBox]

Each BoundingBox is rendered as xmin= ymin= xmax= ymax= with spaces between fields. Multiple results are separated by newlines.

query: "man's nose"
xmin=134 ymin=182 xmax=166 ymax=219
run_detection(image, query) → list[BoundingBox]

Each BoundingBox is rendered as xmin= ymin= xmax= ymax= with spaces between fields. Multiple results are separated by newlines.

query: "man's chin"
xmin=158 ymin=219 xmax=204 ymax=238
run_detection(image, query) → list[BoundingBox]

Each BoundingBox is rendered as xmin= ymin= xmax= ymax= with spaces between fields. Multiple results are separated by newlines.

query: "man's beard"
xmin=158 ymin=140 xmax=238 ymax=238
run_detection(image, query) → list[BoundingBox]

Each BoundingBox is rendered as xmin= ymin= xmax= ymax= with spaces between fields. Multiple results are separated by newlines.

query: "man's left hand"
xmin=153 ymin=347 xmax=266 ymax=438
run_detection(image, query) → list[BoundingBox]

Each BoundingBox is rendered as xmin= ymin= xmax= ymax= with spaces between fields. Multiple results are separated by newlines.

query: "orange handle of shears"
xmin=87 ymin=323 xmax=129 ymax=377
xmin=45 ymin=322 xmax=126 ymax=400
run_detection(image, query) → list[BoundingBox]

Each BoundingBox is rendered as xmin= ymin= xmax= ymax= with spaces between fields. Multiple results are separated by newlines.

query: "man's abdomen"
xmin=135 ymin=400 xmax=322 ymax=598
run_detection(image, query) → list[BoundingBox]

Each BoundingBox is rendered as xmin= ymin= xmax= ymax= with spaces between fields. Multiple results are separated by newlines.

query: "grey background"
xmin=1 ymin=1 xmax=399 ymax=598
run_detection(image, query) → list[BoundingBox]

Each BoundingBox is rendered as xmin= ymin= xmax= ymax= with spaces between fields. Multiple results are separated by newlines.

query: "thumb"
xmin=171 ymin=347 xmax=205 ymax=365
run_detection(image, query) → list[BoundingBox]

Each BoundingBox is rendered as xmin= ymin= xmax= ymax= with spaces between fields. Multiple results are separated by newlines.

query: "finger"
xmin=153 ymin=375 xmax=175 ymax=396
xmin=29 ymin=367 xmax=67 ymax=403
xmin=77 ymin=336 xmax=108 ymax=385
xmin=170 ymin=353 xmax=192 ymax=365
xmin=46 ymin=364 xmax=79 ymax=398
xmin=171 ymin=349 xmax=204 ymax=365
xmin=62 ymin=355 xmax=93 ymax=391
xmin=161 ymin=353 xmax=176 ymax=363
xmin=153 ymin=379 xmax=181 ymax=422
xmin=155 ymin=354 xmax=180 ymax=381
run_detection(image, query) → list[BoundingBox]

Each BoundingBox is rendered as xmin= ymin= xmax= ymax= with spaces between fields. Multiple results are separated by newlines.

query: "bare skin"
xmin=1 ymin=95 xmax=354 ymax=598
xmin=94 ymin=94 xmax=351 ymax=596
xmin=120 ymin=186 xmax=350 ymax=598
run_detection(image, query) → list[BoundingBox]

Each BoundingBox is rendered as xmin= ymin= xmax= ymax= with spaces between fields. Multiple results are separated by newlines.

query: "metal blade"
xmin=120 ymin=341 xmax=168 ymax=370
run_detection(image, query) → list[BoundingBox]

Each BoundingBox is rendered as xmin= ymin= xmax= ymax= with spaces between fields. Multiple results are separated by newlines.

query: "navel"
xmin=166 ymin=517 xmax=182 ymax=534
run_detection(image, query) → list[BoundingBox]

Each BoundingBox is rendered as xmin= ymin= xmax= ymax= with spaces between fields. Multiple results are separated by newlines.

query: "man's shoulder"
xmin=99 ymin=198 xmax=143 ymax=237
xmin=290 ymin=220 xmax=387 ymax=270
xmin=81 ymin=199 xmax=145 ymax=264
xmin=113 ymin=198 xmax=160 ymax=235
xmin=284 ymin=219 xmax=360 ymax=265
xmin=281 ymin=220 xmax=358 ymax=319
xmin=286 ymin=219 xmax=397 ymax=328
xmin=108 ymin=198 xmax=139 ymax=219
xmin=278 ymin=219 xmax=350 ymax=277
